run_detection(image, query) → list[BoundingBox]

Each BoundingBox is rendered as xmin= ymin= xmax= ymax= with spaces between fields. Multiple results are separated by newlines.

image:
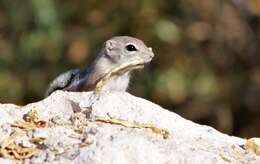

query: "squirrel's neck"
xmin=79 ymin=55 xmax=130 ymax=91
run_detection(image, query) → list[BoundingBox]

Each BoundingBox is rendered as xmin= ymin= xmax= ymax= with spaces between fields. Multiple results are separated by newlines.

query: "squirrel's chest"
xmin=101 ymin=72 xmax=130 ymax=91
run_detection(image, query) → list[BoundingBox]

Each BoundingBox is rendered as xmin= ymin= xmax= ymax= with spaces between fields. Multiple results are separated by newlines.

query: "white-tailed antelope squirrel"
xmin=45 ymin=36 xmax=154 ymax=96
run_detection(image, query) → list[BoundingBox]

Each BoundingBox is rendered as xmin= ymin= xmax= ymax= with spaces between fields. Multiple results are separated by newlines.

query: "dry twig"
xmin=95 ymin=114 xmax=169 ymax=139
xmin=95 ymin=60 xmax=145 ymax=91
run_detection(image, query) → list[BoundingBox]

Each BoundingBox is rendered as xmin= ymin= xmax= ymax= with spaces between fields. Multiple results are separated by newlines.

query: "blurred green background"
xmin=0 ymin=0 xmax=260 ymax=137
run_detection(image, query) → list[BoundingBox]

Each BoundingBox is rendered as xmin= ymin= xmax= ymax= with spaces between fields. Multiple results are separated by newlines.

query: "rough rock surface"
xmin=0 ymin=91 xmax=259 ymax=164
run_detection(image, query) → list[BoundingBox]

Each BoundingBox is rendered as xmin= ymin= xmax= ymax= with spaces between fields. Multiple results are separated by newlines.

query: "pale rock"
xmin=0 ymin=91 xmax=259 ymax=164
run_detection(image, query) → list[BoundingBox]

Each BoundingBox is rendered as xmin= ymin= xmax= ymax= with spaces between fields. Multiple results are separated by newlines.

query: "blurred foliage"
xmin=0 ymin=0 xmax=260 ymax=137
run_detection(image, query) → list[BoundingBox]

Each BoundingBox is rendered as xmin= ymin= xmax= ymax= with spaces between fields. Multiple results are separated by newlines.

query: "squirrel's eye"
xmin=125 ymin=44 xmax=137 ymax=51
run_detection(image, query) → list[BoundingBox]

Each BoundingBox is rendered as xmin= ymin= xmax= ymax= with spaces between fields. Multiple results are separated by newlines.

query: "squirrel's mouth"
xmin=131 ymin=63 xmax=146 ymax=70
xmin=95 ymin=60 xmax=146 ymax=91
xmin=133 ymin=64 xmax=144 ymax=69
xmin=116 ymin=60 xmax=146 ymax=72
xmin=124 ymin=60 xmax=149 ymax=71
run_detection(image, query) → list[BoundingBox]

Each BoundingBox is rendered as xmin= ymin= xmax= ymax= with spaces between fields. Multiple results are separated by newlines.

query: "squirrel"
xmin=45 ymin=36 xmax=154 ymax=97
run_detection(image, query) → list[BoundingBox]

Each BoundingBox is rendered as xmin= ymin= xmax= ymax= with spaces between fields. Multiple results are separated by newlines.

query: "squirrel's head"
xmin=102 ymin=36 xmax=154 ymax=69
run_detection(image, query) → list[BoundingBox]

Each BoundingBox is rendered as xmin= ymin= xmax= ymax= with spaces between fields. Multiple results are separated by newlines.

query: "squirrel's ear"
xmin=105 ymin=39 xmax=117 ymax=52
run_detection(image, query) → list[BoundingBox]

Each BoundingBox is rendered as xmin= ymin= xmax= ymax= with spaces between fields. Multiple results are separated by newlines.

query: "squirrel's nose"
xmin=150 ymin=52 xmax=154 ymax=58
xmin=148 ymin=47 xmax=154 ymax=58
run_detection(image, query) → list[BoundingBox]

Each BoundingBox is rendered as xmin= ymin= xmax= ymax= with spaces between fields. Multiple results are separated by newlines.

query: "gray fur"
xmin=45 ymin=36 xmax=154 ymax=97
xmin=45 ymin=69 xmax=81 ymax=97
